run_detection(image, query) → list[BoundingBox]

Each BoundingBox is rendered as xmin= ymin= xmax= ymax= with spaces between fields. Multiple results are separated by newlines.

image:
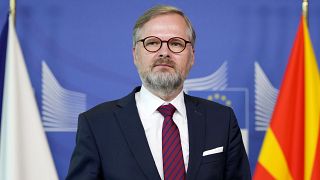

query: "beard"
xmin=138 ymin=58 xmax=185 ymax=97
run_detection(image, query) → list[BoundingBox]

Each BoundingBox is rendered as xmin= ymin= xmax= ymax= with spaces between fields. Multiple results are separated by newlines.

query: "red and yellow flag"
xmin=254 ymin=16 xmax=320 ymax=180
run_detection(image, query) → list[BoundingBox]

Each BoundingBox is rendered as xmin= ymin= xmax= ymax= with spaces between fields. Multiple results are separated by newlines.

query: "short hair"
xmin=132 ymin=5 xmax=196 ymax=47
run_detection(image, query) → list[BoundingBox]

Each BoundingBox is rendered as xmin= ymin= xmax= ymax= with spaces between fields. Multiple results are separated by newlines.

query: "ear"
xmin=132 ymin=47 xmax=138 ymax=65
xmin=190 ymin=48 xmax=195 ymax=67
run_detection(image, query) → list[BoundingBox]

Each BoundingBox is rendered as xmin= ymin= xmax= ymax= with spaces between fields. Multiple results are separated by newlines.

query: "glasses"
xmin=137 ymin=36 xmax=192 ymax=53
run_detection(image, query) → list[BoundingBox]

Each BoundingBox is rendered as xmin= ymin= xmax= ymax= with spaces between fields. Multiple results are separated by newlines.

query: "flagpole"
xmin=9 ymin=0 xmax=16 ymax=24
xmin=302 ymin=0 xmax=308 ymax=23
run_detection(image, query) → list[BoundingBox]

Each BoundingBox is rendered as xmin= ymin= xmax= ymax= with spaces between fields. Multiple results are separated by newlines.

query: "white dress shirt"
xmin=135 ymin=85 xmax=189 ymax=180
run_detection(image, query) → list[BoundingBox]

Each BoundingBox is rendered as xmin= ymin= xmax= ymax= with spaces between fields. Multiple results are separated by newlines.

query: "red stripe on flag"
xmin=254 ymin=163 xmax=276 ymax=180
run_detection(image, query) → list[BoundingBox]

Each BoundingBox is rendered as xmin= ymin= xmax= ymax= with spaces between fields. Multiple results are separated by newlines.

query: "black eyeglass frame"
xmin=137 ymin=36 xmax=192 ymax=53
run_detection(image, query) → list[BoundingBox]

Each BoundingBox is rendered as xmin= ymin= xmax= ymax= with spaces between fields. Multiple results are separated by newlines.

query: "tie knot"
xmin=157 ymin=103 xmax=176 ymax=118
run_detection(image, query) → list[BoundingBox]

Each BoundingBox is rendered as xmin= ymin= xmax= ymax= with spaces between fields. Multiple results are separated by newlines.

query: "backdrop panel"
xmin=1 ymin=0 xmax=319 ymax=179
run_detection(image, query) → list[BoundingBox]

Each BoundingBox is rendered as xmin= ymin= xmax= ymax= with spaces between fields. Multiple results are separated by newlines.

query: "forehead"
xmin=139 ymin=13 xmax=189 ymax=39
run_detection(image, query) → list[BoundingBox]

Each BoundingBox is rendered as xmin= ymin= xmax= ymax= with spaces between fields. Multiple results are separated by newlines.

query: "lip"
xmin=154 ymin=64 xmax=174 ymax=68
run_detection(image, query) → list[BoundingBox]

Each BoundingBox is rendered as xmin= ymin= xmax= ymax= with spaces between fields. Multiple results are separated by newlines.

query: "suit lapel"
xmin=114 ymin=88 xmax=161 ymax=180
xmin=185 ymin=95 xmax=206 ymax=180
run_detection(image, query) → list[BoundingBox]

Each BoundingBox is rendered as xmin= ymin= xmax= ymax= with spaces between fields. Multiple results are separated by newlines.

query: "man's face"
xmin=133 ymin=13 xmax=195 ymax=94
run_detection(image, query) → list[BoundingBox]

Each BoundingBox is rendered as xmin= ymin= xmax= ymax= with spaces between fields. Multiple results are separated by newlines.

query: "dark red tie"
xmin=158 ymin=104 xmax=186 ymax=180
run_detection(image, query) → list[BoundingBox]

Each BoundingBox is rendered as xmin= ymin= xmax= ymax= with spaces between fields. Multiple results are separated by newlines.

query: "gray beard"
xmin=140 ymin=69 xmax=183 ymax=97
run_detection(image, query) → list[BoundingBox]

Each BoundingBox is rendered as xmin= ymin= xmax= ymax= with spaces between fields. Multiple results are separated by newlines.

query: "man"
xmin=66 ymin=5 xmax=251 ymax=180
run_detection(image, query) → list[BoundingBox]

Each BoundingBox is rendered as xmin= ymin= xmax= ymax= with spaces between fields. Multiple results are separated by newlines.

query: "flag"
xmin=0 ymin=14 xmax=58 ymax=180
xmin=254 ymin=16 xmax=320 ymax=180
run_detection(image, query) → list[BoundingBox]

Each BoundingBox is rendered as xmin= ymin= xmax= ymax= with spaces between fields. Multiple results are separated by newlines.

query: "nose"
xmin=157 ymin=42 xmax=171 ymax=58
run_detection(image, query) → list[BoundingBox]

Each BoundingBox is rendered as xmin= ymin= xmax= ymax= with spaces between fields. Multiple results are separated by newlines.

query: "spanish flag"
xmin=253 ymin=16 xmax=320 ymax=180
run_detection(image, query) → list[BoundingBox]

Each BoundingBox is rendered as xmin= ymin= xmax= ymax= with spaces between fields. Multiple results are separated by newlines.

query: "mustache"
xmin=152 ymin=58 xmax=176 ymax=68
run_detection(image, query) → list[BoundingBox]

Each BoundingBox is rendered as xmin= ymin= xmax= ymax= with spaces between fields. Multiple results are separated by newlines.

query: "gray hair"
xmin=132 ymin=5 xmax=196 ymax=47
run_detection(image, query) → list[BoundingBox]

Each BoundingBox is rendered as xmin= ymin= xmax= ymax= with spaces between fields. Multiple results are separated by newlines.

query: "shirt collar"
xmin=138 ymin=85 xmax=186 ymax=117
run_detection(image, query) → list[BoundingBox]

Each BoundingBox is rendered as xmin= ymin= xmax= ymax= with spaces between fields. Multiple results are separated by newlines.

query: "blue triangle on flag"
xmin=0 ymin=15 xmax=8 ymax=126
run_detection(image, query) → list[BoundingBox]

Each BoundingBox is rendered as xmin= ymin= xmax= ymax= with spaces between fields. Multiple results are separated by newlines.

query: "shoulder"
xmin=82 ymin=100 xmax=119 ymax=119
xmin=80 ymin=87 xmax=140 ymax=121
xmin=185 ymin=93 xmax=232 ymax=112
xmin=76 ymin=99 xmax=121 ymax=130
xmin=184 ymin=94 xmax=236 ymax=125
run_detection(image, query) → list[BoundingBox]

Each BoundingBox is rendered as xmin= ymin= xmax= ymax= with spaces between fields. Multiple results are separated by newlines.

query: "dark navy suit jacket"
xmin=66 ymin=87 xmax=251 ymax=180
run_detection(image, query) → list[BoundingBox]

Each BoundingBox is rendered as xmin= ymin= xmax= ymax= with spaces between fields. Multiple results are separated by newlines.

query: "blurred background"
xmin=1 ymin=0 xmax=319 ymax=179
